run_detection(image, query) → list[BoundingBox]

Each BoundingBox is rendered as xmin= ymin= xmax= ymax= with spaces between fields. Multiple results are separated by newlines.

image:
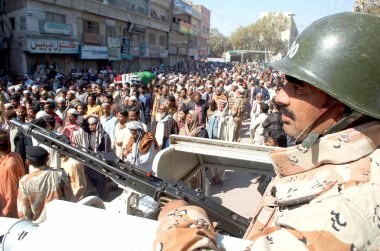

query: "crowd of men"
xmin=0 ymin=61 xmax=286 ymax=223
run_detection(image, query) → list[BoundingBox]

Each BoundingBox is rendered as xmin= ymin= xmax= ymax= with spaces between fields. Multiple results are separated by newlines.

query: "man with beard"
xmin=124 ymin=121 xmax=158 ymax=172
xmin=206 ymin=100 xmax=233 ymax=184
xmin=205 ymin=99 xmax=217 ymax=123
xmin=87 ymin=117 xmax=112 ymax=197
xmin=55 ymin=96 xmax=66 ymax=119
xmin=177 ymin=88 xmax=191 ymax=108
xmin=66 ymin=90 xmax=76 ymax=104
xmin=62 ymin=108 xmax=89 ymax=148
xmin=150 ymin=104 xmax=178 ymax=150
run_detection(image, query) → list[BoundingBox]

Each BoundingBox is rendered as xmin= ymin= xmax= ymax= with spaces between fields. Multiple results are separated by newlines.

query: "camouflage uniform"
xmin=17 ymin=166 xmax=74 ymax=223
xmin=154 ymin=121 xmax=380 ymax=250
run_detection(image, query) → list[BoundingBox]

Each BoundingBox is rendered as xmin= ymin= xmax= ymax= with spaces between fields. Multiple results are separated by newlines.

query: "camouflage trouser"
xmin=233 ymin=117 xmax=242 ymax=142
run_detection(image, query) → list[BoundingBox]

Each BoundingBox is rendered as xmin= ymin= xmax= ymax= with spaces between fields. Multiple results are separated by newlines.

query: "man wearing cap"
xmin=17 ymin=146 xmax=74 ymax=223
xmin=0 ymin=130 xmax=25 ymax=218
xmin=154 ymin=13 xmax=380 ymax=250
xmin=87 ymin=117 xmax=112 ymax=196
xmin=55 ymin=96 xmax=66 ymax=119
xmin=124 ymin=121 xmax=158 ymax=171
xmin=62 ymin=108 xmax=89 ymax=148
xmin=150 ymin=104 xmax=179 ymax=150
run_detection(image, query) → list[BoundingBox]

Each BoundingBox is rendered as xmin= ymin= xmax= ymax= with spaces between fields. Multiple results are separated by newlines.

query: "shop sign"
xmin=178 ymin=47 xmax=189 ymax=55
xmin=168 ymin=47 xmax=177 ymax=54
xmin=150 ymin=48 xmax=160 ymax=57
xmin=160 ymin=49 xmax=168 ymax=58
xmin=130 ymin=47 xmax=140 ymax=55
xmin=40 ymin=21 xmax=72 ymax=36
xmin=107 ymin=37 xmax=121 ymax=48
xmin=80 ymin=45 xmax=109 ymax=59
xmin=26 ymin=39 xmax=78 ymax=54
xmin=129 ymin=23 xmax=146 ymax=33
xmin=189 ymin=48 xmax=198 ymax=56
xmin=179 ymin=21 xmax=193 ymax=34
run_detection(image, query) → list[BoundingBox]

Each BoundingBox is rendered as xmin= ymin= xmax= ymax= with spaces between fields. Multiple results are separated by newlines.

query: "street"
xmin=209 ymin=119 xmax=263 ymax=218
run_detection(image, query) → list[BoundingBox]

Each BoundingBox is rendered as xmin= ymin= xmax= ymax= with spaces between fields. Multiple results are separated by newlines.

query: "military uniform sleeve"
xmin=17 ymin=178 xmax=34 ymax=220
xmin=154 ymin=205 xmax=219 ymax=251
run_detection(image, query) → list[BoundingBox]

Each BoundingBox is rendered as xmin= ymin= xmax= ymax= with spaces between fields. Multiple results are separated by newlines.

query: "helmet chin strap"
xmin=298 ymin=102 xmax=364 ymax=149
xmin=294 ymin=101 xmax=359 ymax=148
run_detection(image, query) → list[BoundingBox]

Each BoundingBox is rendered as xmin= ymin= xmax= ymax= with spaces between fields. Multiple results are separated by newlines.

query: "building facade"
xmin=1 ymin=0 xmax=210 ymax=75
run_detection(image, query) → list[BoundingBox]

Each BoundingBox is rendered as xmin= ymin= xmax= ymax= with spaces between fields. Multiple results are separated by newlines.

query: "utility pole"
xmin=288 ymin=13 xmax=295 ymax=50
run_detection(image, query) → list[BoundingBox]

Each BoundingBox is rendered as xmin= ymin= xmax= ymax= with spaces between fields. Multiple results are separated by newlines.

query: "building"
xmin=169 ymin=0 xmax=210 ymax=66
xmin=1 ymin=0 xmax=209 ymax=76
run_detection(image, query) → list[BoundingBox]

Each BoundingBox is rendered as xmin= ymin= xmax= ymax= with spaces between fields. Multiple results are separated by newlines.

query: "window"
xmin=149 ymin=33 xmax=155 ymax=45
xmin=46 ymin=12 xmax=65 ymax=23
xmin=159 ymin=35 xmax=166 ymax=46
xmin=10 ymin=18 xmax=15 ymax=30
xmin=20 ymin=16 xmax=26 ymax=30
xmin=83 ymin=20 xmax=99 ymax=34
xmin=106 ymin=25 xmax=116 ymax=37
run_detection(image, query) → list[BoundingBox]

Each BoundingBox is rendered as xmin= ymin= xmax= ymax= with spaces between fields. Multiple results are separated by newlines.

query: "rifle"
xmin=10 ymin=119 xmax=251 ymax=238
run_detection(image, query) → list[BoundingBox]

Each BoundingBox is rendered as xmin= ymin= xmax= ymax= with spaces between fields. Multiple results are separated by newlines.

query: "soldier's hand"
xmin=158 ymin=199 xmax=189 ymax=220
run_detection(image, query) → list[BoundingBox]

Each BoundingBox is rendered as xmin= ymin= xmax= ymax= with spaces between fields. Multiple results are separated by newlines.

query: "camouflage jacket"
xmin=154 ymin=121 xmax=380 ymax=250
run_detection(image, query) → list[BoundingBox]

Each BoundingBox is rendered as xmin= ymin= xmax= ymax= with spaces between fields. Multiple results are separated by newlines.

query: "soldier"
xmin=18 ymin=146 xmax=74 ymax=223
xmin=154 ymin=13 xmax=380 ymax=250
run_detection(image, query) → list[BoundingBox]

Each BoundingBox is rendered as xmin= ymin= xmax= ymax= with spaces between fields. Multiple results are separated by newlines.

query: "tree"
xmin=230 ymin=13 xmax=290 ymax=54
xmin=354 ymin=0 xmax=380 ymax=15
xmin=208 ymin=28 xmax=232 ymax=58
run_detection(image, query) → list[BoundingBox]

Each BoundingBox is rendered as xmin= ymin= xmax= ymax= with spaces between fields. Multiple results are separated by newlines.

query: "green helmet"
xmin=270 ymin=12 xmax=380 ymax=119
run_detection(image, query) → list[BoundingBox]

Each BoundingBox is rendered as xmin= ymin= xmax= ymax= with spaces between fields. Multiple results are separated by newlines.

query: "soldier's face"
xmin=275 ymin=80 xmax=331 ymax=138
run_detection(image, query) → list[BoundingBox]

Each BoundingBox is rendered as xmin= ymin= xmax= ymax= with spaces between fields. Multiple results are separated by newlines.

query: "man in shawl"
xmin=62 ymin=108 xmax=89 ymax=148
xmin=150 ymin=104 xmax=179 ymax=150
xmin=124 ymin=121 xmax=158 ymax=172
xmin=181 ymin=110 xmax=204 ymax=137
xmin=87 ymin=117 xmax=112 ymax=197
xmin=206 ymin=100 xmax=234 ymax=185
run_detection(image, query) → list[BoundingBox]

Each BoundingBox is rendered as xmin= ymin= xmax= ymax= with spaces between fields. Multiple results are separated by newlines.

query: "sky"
xmin=193 ymin=0 xmax=354 ymax=36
